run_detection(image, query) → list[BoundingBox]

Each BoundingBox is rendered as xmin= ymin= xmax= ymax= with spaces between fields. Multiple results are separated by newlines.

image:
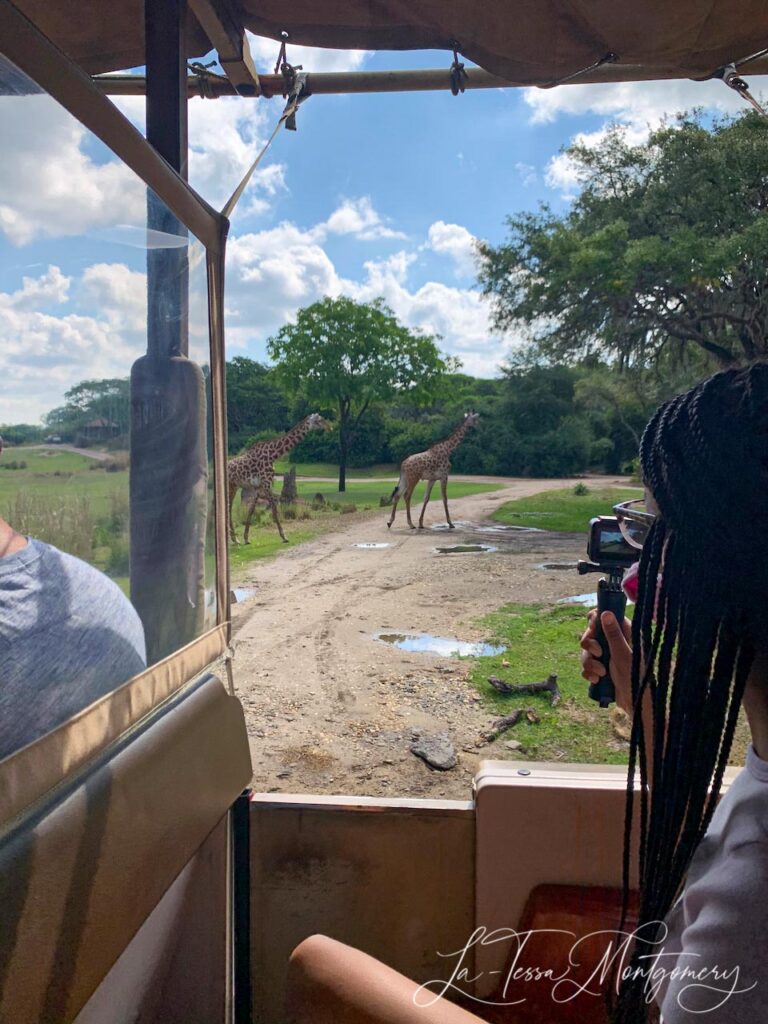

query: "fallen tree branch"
xmin=487 ymin=673 xmax=560 ymax=706
xmin=481 ymin=706 xmax=542 ymax=743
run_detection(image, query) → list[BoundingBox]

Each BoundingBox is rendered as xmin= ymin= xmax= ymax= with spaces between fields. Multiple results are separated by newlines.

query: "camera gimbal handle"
xmin=577 ymin=562 xmax=627 ymax=708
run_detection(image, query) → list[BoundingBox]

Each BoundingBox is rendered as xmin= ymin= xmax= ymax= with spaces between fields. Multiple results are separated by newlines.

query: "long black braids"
xmin=610 ymin=363 xmax=768 ymax=1024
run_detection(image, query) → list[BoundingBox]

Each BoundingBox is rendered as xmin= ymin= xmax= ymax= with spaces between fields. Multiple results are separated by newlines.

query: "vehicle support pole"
xmin=233 ymin=791 xmax=252 ymax=1024
xmin=130 ymin=0 xmax=208 ymax=663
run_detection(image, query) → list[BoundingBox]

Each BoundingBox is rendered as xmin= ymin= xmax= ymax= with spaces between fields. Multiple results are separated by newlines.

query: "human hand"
xmin=580 ymin=609 xmax=633 ymax=715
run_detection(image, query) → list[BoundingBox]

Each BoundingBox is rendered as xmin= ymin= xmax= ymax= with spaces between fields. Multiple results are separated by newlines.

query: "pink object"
xmin=622 ymin=561 xmax=640 ymax=602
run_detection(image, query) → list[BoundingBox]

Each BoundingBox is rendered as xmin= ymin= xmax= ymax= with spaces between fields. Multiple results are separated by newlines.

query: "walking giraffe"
xmin=228 ymin=413 xmax=328 ymax=544
xmin=387 ymin=412 xmax=480 ymax=531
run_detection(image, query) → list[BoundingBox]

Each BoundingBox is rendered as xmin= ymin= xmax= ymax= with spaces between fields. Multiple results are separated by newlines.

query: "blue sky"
xmin=0 ymin=36 xmax=754 ymax=422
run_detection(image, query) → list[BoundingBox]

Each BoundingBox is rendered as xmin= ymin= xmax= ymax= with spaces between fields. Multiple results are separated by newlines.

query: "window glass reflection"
xmin=0 ymin=56 xmax=216 ymax=759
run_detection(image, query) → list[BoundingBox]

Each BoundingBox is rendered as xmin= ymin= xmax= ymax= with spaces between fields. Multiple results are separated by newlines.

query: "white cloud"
xmin=515 ymin=161 xmax=537 ymax=187
xmin=0 ymin=263 xmax=147 ymax=421
xmin=525 ymin=78 xmax=755 ymax=199
xmin=524 ymin=78 xmax=747 ymax=128
xmin=320 ymin=197 xmax=406 ymax=241
xmin=0 ymin=96 xmax=145 ymax=246
xmin=223 ymin=215 xmax=514 ymax=376
xmin=426 ymin=221 xmax=477 ymax=277
xmin=245 ymin=34 xmax=371 ymax=74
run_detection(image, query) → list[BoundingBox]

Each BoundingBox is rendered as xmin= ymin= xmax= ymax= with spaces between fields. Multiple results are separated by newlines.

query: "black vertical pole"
xmin=233 ymin=790 xmax=252 ymax=1024
xmin=130 ymin=0 xmax=207 ymax=663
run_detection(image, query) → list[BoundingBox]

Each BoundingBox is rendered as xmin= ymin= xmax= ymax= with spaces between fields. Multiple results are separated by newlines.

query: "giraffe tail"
xmin=387 ymin=474 xmax=405 ymax=505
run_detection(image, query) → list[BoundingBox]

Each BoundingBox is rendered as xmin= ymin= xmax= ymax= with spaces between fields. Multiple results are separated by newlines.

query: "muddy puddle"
xmin=352 ymin=542 xmax=393 ymax=549
xmin=375 ymin=632 xmax=506 ymax=658
xmin=537 ymin=561 xmax=579 ymax=570
xmin=557 ymin=592 xmax=598 ymax=606
xmin=434 ymin=543 xmax=498 ymax=554
xmin=231 ymin=586 xmax=258 ymax=603
xmin=431 ymin=520 xmax=543 ymax=534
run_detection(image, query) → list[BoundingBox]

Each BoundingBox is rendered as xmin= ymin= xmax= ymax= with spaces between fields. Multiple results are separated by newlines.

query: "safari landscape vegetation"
xmin=3 ymin=110 xmax=764 ymax=764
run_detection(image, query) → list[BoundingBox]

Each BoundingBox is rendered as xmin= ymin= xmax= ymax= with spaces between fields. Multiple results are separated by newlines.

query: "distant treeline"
xmin=225 ymin=354 xmax=661 ymax=477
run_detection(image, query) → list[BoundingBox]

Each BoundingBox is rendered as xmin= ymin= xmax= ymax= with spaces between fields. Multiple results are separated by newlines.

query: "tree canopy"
xmin=477 ymin=110 xmax=768 ymax=370
xmin=267 ymin=297 xmax=456 ymax=490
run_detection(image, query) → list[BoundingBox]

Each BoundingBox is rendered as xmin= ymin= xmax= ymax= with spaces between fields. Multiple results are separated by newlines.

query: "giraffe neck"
xmin=438 ymin=420 xmax=471 ymax=454
xmin=269 ymin=418 xmax=312 ymax=459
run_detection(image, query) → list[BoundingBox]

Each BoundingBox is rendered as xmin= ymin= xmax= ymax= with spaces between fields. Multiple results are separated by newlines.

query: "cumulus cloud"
xmin=223 ymin=214 xmax=514 ymax=375
xmin=524 ymin=78 xmax=756 ymax=199
xmin=322 ymin=197 xmax=406 ymax=241
xmin=515 ymin=161 xmax=537 ymax=187
xmin=426 ymin=221 xmax=478 ymax=277
xmin=0 ymin=96 xmax=144 ymax=246
xmin=245 ymin=34 xmax=371 ymax=74
xmin=0 ymin=263 xmax=148 ymax=421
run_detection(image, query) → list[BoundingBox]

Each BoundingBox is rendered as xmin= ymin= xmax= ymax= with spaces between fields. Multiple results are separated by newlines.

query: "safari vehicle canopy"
xmin=0 ymin=2 xmax=764 ymax=1023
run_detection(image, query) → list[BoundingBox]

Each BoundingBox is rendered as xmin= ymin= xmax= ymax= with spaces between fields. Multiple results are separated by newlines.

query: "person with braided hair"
xmin=580 ymin=361 xmax=768 ymax=1023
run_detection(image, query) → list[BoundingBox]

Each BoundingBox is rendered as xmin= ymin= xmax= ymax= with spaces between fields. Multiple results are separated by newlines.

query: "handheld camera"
xmin=577 ymin=517 xmax=636 ymax=708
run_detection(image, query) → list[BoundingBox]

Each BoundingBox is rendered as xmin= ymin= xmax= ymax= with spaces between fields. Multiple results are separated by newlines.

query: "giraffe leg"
xmin=440 ymin=477 xmax=454 ymax=529
xmin=242 ymin=494 xmax=258 ymax=544
xmin=405 ymin=485 xmax=417 ymax=530
xmin=387 ymin=492 xmax=401 ymax=529
xmin=266 ymin=492 xmax=288 ymax=543
xmin=418 ymin=480 xmax=435 ymax=529
xmin=228 ymin=485 xmax=239 ymax=544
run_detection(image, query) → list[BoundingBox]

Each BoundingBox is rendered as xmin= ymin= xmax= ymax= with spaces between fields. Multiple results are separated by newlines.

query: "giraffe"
xmin=387 ymin=412 xmax=480 ymax=531
xmin=228 ymin=413 xmax=328 ymax=544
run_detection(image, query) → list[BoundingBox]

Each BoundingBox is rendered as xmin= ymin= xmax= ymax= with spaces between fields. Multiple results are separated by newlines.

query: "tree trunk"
xmin=280 ymin=466 xmax=298 ymax=505
xmin=338 ymin=406 xmax=348 ymax=493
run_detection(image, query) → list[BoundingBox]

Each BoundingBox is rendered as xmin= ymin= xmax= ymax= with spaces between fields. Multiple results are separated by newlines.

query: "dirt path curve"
xmin=232 ymin=475 xmax=630 ymax=800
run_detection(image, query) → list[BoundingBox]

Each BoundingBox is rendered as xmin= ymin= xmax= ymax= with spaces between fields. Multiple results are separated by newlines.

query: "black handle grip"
xmin=589 ymin=580 xmax=627 ymax=708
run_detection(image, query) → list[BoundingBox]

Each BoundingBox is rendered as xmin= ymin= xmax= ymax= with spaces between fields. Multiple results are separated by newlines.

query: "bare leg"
xmin=418 ymin=480 xmax=435 ymax=529
xmin=228 ymin=485 xmax=239 ymax=544
xmin=266 ymin=492 xmax=288 ymax=543
xmin=285 ymin=935 xmax=485 ymax=1024
xmin=242 ymin=495 xmax=258 ymax=544
xmin=404 ymin=486 xmax=417 ymax=530
xmin=440 ymin=477 xmax=454 ymax=529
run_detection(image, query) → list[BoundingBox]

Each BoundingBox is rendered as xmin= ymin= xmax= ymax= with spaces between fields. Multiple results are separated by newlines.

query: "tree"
xmin=267 ymin=297 xmax=457 ymax=491
xmin=45 ymin=378 xmax=130 ymax=441
xmin=225 ymin=356 xmax=290 ymax=453
xmin=477 ymin=111 xmax=768 ymax=371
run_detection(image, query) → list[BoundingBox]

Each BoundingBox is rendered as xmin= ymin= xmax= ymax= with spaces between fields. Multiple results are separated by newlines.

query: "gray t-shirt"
xmin=0 ymin=538 xmax=146 ymax=760
xmin=658 ymin=745 xmax=768 ymax=1023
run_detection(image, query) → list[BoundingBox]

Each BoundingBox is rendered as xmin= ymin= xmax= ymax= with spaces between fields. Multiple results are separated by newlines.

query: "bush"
xmin=340 ymin=503 xmax=357 ymax=514
xmin=573 ymin=483 xmax=590 ymax=496
xmin=282 ymin=506 xmax=297 ymax=521
xmin=298 ymin=508 xmax=312 ymax=520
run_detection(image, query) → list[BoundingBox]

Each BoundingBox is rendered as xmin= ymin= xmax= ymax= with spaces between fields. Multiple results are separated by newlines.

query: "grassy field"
xmin=274 ymin=461 xmax=398 ymax=478
xmin=493 ymin=485 xmax=643 ymax=533
xmin=0 ymin=449 xmax=127 ymax=516
xmin=469 ymin=602 xmax=628 ymax=764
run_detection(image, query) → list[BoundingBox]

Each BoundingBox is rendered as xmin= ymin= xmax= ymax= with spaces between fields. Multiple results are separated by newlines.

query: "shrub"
xmin=282 ymin=506 xmax=297 ymax=521
xmin=298 ymin=508 xmax=312 ymax=520
xmin=573 ymin=483 xmax=590 ymax=496
xmin=340 ymin=503 xmax=357 ymax=514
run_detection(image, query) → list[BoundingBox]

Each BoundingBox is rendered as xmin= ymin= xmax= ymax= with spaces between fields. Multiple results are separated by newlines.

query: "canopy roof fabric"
xmin=12 ymin=0 xmax=768 ymax=81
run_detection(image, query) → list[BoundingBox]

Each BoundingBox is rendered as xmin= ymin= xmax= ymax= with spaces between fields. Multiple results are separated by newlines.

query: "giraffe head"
xmin=305 ymin=412 xmax=331 ymax=432
xmin=464 ymin=411 xmax=480 ymax=428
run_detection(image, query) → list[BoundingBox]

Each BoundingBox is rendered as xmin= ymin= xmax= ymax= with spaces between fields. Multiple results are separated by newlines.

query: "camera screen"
xmin=587 ymin=516 xmax=637 ymax=567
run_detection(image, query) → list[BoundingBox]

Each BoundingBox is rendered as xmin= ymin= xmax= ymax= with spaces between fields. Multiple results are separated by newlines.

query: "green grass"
xmin=228 ymin=526 xmax=317 ymax=570
xmin=295 ymin=479 xmax=500 ymax=508
xmin=493 ymin=486 xmax=643 ymax=533
xmin=469 ymin=602 xmax=628 ymax=764
xmin=0 ymin=449 xmax=127 ymax=518
xmin=273 ymin=461 xmax=398 ymax=478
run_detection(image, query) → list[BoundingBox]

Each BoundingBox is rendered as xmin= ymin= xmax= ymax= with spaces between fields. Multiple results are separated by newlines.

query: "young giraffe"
xmin=387 ymin=412 xmax=480 ymax=531
xmin=228 ymin=413 xmax=328 ymax=544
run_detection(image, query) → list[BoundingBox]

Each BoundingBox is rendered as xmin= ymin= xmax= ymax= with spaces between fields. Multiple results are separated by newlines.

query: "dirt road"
xmin=231 ymin=476 xmax=628 ymax=800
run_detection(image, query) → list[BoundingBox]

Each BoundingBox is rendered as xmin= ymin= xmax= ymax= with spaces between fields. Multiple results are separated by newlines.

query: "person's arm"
xmin=580 ymin=610 xmax=656 ymax=783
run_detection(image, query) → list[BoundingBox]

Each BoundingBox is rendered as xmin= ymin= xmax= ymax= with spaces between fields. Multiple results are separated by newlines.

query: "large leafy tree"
xmin=267 ymin=297 xmax=456 ymax=491
xmin=478 ymin=111 xmax=768 ymax=370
